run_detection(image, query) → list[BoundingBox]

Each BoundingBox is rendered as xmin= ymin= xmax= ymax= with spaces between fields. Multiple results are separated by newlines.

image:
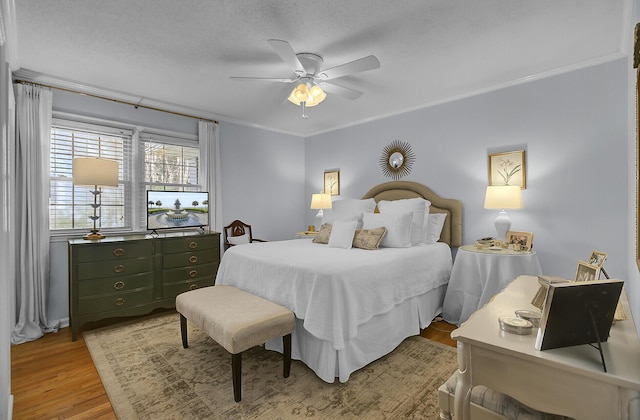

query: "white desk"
xmin=450 ymin=275 xmax=640 ymax=420
xmin=442 ymin=245 xmax=542 ymax=325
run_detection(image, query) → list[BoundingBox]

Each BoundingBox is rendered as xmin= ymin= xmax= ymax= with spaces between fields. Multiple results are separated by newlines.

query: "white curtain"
xmin=11 ymin=83 xmax=59 ymax=344
xmin=198 ymin=121 xmax=223 ymax=234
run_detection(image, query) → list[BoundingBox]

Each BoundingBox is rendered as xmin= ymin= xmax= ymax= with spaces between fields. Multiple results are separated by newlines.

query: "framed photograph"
xmin=324 ymin=170 xmax=340 ymax=196
xmin=488 ymin=150 xmax=526 ymax=189
xmin=575 ymin=260 xmax=600 ymax=282
xmin=505 ymin=230 xmax=533 ymax=251
xmin=588 ymin=250 xmax=607 ymax=267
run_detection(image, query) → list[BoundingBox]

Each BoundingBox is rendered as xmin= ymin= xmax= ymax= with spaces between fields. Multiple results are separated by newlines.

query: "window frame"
xmin=49 ymin=113 xmax=200 ymax=237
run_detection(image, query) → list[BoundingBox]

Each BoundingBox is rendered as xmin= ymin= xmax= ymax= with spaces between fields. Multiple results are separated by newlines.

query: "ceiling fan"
xmin=231 ymin=39 xmax=380 ymax=118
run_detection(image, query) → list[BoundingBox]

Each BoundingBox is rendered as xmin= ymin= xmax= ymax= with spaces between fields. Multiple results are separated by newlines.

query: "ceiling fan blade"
xmin=267 ymin=39 xmax=306 ymax=75
xmin=230 ymin=76 xmax=297 ymax=83
xmin=319 ymin=82 xmax=363 ymax=100
xmin=318 ymin=55 xmax=380 ymax=80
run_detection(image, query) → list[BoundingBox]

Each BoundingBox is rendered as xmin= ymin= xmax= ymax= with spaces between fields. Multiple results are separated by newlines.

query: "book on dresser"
xmin=68 ymin=231 xmax=220 ymax=341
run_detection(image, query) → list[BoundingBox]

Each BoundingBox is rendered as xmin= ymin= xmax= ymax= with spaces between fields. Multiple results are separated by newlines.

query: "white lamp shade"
xmin=73 ymin=157 xmax=119 ymax=187
xmin=484 ymin=186 xmax=523 ymax=209
xmin=310 ymin=193 xmax=332 ymax=209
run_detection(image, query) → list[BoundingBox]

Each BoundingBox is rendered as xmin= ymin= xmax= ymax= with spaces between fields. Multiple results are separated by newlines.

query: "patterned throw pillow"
xmin=312 ymin=223 xmax=332 ymax=244
xmin=352 ymin=227 xmax=387 ymax=250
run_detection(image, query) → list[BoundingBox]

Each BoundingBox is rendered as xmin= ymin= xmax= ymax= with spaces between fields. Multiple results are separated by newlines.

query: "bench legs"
xmin=180 ymin=314 xmax=188 ymax=348
xmin=283 ymin=333 xmax=291 ymax=378
xmin=180 ymin=315 xmax=292 ymax=403
xmin=231 ymin=333 xmax=292 ymax=402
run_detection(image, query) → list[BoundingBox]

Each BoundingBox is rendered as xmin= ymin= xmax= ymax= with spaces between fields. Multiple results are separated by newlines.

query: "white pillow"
xmin=425 ymin=213 xmax=447 ymax=244
xmin=362 ymin=212 xmax=412 ymax=248
xmin=322 ymin=198 xmax=376 ymax=226
xmin=377 ymin=198 xmax=431 ymax=246
xmin=227 ymin=234 xmax=250 ymax=245
xmin=327 ymin=220 xmax=358 ymax=249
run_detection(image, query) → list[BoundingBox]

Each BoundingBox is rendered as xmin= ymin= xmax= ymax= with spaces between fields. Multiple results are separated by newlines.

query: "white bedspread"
xmin=216 ymin=239 xmax=452 ymax=351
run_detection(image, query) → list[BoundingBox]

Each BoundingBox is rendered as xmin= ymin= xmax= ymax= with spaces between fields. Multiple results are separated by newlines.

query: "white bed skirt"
xmin=265 ymin=283 xmax=447 ymax=383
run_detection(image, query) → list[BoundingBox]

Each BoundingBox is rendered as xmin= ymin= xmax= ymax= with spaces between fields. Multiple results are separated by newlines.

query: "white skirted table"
xmin=442 ymin=245 xmax=542 ymax=325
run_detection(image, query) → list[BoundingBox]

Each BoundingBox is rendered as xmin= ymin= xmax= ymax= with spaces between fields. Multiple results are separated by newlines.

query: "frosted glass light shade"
xmin=288 ymin=81 xmax=326 ymax=107
xmin=310 ymin=193 xmax=332 ymax=209
xmin=73 ymin=158 xmax=119 ymax=187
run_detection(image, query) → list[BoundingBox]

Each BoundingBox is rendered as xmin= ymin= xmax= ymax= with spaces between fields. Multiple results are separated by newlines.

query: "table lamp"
xmin=484 ymin=185 xmax=523 ymax=240
xmin=310 ymin=193 xmax=332 ymax=231
xmin=73 ymin=157 xmax=119 ymax=240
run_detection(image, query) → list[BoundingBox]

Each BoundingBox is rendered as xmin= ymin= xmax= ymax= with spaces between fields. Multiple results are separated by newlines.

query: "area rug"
xmin=84 ymin=312 xmax=458 ymax=419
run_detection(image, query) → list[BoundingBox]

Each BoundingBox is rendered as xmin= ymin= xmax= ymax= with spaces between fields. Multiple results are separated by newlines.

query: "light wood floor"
xmin=10 ymin=318 xmax=457 ymax=419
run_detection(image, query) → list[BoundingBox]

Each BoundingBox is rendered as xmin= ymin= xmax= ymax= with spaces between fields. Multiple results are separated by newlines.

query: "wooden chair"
xmin=223 ymin=219 xmax=267 ymax=249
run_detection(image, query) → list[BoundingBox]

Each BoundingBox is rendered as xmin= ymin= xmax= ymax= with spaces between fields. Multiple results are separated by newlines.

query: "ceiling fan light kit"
xmin=231 ymin=39 xmax=380 ymax=119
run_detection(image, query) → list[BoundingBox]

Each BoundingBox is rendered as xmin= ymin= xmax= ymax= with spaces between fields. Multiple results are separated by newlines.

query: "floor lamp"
xmin=484 ymin=185 xmax=523 ymax=241
xmin=73 ymin=157 xmax=119 ymax=240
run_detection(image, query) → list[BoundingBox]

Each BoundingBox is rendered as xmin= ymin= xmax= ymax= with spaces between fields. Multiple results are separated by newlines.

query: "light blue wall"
xmin=306 ymin=59 xmax=629 ymax=290
xmin=218 ymin=121 xmax=305 ymax=241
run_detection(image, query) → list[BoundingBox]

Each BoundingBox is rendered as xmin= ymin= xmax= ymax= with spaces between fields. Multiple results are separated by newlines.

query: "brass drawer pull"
xmin=189 ymin=241 xmax=198 ymax=249
xmin=189 ymin=255 xmax=198 ymax=264
xmin=114 ymin=297 xmax=125 ymax=306
xmin=114 ymin=264 xmax=125 ymax=273
xmin=189 ymin=270 xmax=198 ymax=278
xmin=189 ymin=284 xmax=198 ymax=290
xmin=114 ymin=281 xmax=125 ymax=290
xmin=113 ymin=248 xmax=125 ymax=257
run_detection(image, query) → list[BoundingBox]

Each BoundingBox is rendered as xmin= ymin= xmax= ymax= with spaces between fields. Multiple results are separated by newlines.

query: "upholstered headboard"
xmin=362 ymin=181 xmax=463 ymax=247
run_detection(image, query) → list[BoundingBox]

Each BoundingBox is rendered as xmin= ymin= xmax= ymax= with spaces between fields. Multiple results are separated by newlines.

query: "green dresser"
xmin=68 ymin=231 xmax=220 ymax=341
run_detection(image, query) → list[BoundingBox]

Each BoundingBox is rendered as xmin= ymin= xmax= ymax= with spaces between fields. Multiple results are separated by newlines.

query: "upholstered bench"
xmin=438 ymin=372 xmax=570 ymax=420
xmin=175 ymin=285 xmax=295 ymax=402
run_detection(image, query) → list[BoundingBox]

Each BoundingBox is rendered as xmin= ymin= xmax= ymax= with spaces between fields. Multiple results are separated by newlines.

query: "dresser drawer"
xmin=163 ymin=262 xmax=218 ymax=283
xmin=78 ymin=257 xmax=153 ymax=280
xmin=77 ymin=287 xmax=154 ymax=315
xmin=164 ymin=277 xmax=215 ymax=297
xmin=163 ymin=249 xmax=217 ymax=269
xmin=162 ymin=235 xmax=219 ymax=254
xmin=76 ymin=241 xmax=153 ymax=262
xmin=78 ymin=272 xmax=154 ymax=296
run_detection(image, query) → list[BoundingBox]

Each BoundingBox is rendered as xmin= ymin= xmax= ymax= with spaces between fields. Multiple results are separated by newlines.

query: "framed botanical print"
xmin=488 ymin=150 xmax=526 ymax=189
xmin=324 ymin=170 xmax=340 ymax=196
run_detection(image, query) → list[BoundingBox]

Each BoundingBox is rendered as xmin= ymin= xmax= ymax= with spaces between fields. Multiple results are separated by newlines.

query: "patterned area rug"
xmin=84 ymin=312 xmax=457 ymax=419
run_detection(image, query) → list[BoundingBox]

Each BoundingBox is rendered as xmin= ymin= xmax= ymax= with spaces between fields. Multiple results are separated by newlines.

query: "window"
xmin=49 ymin=118 xmax=200 ymax=234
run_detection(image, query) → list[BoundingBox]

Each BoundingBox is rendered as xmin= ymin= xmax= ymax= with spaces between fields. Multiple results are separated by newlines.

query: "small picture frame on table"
xmin=505 ymin=230 xmax=533 ymax=251
xmin=588 ymin=250 xmax=607 ymax=267
xmin=324 ymin=170 xmax=340 ymax=196
xmin=575 ymin=260 xmax=600 ymax=282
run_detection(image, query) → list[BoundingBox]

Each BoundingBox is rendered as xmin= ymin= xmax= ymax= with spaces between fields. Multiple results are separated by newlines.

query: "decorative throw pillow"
xmin=312 ymin=223 xmax=332 ymax=244
xmin=322 ymin=198 xmax=376 ymax=227
xmin=327 ymin=220 xmax=358 ymax=249
xmin=425 ymin=213 xmax=447 ymax=244
xmin=377 ymin=198 xmax=431 ymax=246
xmin=352 ymin=227 xmax=387 ymax=250
xmin=362 ymin=212 xmax=412 ymax=248
xmin=227 ymin=234 xmax=250 ymax=245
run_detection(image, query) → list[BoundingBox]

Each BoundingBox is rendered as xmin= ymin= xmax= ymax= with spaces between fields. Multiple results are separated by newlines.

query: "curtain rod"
xmin=13 ymin=79 xmax=219 ymax=124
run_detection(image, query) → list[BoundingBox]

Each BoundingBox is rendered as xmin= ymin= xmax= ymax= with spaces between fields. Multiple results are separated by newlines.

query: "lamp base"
xmin=83 ymin=232 xmax=105 ymax=240
xmin=494 ymin=210 xmax=512 ymax=241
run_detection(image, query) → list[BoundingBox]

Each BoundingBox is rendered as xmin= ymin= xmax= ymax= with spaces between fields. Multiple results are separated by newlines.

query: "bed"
xmin=216 ymin=181 xmax=462 ymax=383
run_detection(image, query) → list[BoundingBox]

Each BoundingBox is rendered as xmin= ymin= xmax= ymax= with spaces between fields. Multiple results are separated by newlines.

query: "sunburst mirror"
xmin=380 ymin=140 xmax=415 ymax=180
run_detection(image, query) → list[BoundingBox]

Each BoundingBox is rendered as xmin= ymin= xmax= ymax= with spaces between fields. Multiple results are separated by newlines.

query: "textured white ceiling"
xmin=14 ymin=0 xmax=627 ymax=136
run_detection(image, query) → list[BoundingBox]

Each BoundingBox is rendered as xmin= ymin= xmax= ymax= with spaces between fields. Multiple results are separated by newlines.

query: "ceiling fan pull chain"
xmin=301 ymin=101 xmax=308 ymax=119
